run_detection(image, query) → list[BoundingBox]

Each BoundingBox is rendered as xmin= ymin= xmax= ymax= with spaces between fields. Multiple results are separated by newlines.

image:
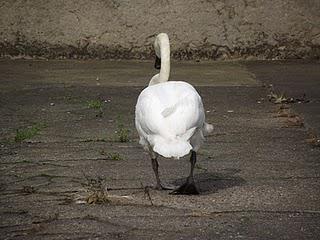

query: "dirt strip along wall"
xmin=0 ymin=0 xmax=319 ymax=60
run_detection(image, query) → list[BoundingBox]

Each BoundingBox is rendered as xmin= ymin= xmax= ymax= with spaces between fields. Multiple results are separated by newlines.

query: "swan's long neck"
xmin=149 ymin=33 xmax=170 ymax=86
xmin=158 ymin=36 xmax=170 ymax=83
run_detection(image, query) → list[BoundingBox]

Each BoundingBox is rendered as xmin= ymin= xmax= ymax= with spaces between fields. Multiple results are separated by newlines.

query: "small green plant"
xmin=116 ymin=123 xmax=130 ymax=142
xmin=87 ymin=100 xmax=103 ymax=109
xmin=108 ymin=152 xmax=123 ymax=161
xmin=15 ymin=123 xmax=45 ymax=142
xmin=87 ymin=99 xmax=103 ymax=117
xmin=100 ymin=150 xmax=124 ymax=161
xmin=113 ymin=116 xmax=130 ymax=142
xmin=83 ymin=138 xmax=108 ymax=143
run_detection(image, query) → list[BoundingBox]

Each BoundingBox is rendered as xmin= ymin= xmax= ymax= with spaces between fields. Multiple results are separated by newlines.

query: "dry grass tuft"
xmin=80 ymin=174 xmax=133 ymax=205
xmin=275 ymin=105 xmax=296 ymax=118
xmin=268 ymin=92 xmax=293 ymax=104
xmin=86 ymin=191 xmax=111 ymax=204
xmin=284 ymin=116 xmax=304 ymax=128
xmin=306 ymin=132 xmax=320 ymax=147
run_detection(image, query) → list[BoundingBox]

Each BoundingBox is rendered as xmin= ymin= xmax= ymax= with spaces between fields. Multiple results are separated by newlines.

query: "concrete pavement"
xmin=0 ymin=59 xmax=319 ymax=239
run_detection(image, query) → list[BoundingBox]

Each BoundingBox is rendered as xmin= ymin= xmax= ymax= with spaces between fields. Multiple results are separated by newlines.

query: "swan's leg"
xmin=151 ymin=158 xmax=175 ymax=190
xmin=170 ymin=151 xmax=200 ymax=195
xmin=151 ymin=157 xmax=162 ymax=190
xmin=189 ymin=150 xmax=196 ymax=181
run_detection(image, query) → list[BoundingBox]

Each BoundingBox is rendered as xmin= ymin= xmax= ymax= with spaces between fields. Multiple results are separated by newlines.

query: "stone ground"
xmin=0 ymin=59 xmax=319 ymax=239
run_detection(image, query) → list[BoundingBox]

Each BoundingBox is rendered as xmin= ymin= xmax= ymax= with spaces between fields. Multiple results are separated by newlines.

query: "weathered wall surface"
xmin=0 ymin=0 xmax=319 ymax=60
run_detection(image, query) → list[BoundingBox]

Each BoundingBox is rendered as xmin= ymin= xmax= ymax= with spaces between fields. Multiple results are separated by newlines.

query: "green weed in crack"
xmin=117 ymin=124 xmax=130 ymax=142
xmin=87 ymin=99 xmax=103 ymax=117
xmin=100 ymin=150 xmax=125 ymax=161
xmin=115 ymin=116 xmax=130 ymax=142
xmin=14 ymin=123 xmax=46 ymax=142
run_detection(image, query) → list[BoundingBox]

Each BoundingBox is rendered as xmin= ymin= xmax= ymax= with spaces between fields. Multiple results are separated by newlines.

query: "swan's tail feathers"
xmin=149 ymin=136 xmax=192 ymax=159
xmin=203 ymin=122 xmax=213 ymax=135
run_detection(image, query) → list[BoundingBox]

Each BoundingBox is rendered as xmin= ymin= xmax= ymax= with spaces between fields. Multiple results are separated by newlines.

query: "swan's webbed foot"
xmin=170 ymin=178 xmax=200 ymax=195
xmin=170 ymin=151 xmax=200 ymax=195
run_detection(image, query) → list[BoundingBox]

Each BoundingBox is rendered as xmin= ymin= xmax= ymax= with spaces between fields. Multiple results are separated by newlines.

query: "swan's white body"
xmin=136 ymin=81 xmax=213 ymax=158
xmin=135 ymin=33 xmax=212 ymax=159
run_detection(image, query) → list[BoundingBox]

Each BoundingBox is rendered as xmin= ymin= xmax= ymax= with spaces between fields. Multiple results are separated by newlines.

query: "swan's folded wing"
xmin=136 ymin=85 xmax=205 ymax=140
xmin=163 ymin=93 xmax=205 ymax=137
xmin=135 ymin=94 xmax=165 ymax=136
xmin=161 ymin=103 xmax=178 ymax=118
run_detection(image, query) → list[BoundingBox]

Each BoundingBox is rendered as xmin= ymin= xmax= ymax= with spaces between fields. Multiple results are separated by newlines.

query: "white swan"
xmin=135 ymin=33 xmax=213 ymax=194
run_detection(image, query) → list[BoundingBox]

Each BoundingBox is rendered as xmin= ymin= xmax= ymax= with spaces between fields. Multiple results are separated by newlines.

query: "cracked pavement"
xmin=0 ymin=60 xmax=319 ymax=239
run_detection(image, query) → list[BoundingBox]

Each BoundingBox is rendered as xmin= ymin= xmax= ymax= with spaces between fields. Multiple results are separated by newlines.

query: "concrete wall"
xmin=0 ymin=0 xmax=319 ymax=60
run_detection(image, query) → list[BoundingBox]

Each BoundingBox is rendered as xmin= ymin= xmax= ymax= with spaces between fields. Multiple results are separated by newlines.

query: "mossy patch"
xmin=115 ymin=116 xmax=130 ymax=142
xmin=87 ymin=99 xmax=104 ymax=117
xmin=87 ymin=99 xmax=103 ymax=110
xmin=14 ymin=123 xmax=46 ymax=142
xmin=116 ymin=124 xmax=130 ymax=142
xmin=100 ymin=150 xmax=124 ymax=161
